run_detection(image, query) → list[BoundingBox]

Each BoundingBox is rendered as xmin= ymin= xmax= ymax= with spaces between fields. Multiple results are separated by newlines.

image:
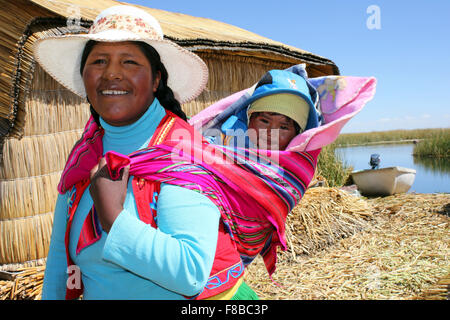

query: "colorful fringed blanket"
xmin=59 ymin=111 xmax=318 ymax=274
xmin=58 ymin=65 xmax=377 ymax=275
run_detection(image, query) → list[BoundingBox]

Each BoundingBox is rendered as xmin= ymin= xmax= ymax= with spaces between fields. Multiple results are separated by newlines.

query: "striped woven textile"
xmin=58 ymin=112 xmax=318 ymax=276
xmin=103 ymin=116 xmax=319 ymax=275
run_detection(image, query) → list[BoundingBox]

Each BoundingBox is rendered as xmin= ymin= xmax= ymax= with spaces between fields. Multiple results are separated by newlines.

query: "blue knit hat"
xmin=245 ymin=70 xmax=319 ymax=130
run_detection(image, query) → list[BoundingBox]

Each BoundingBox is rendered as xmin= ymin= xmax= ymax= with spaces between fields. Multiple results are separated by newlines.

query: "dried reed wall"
xmin=0 ymin=61 xmax=90 ymax=269
xmin=0 ymin=4 xmax=92 ymax=269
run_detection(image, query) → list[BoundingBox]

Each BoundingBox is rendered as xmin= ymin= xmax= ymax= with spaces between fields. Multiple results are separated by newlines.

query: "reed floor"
xmin=1 ymin=192 xmax=448 ymax=300
xmin=245 ymin=192 xmax=449 ymax=300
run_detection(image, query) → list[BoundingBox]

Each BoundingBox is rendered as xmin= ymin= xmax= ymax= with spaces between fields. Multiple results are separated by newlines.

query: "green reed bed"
xmin=316 ymin=128 xmax=449 ymax=186
xmin=317 ymin=144 xmax=353 ymax=187
xmin=335 ymin=128 xmax=449 ymax=147
xmin=413 ymin=129 xmax=450 ymax=158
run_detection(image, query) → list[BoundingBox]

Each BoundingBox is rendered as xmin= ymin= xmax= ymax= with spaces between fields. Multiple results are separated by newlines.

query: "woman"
xmin=35 ymin=5 xmax=249 ymax=300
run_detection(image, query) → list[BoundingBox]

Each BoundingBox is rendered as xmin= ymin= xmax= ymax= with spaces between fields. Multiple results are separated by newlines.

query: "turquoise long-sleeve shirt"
xmin=42 ymin=99 xmax=220 ymax=300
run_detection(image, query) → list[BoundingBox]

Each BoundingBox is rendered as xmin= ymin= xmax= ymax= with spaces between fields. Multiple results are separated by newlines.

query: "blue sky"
xmin=126 ymin=0 xmax=450 ymax=133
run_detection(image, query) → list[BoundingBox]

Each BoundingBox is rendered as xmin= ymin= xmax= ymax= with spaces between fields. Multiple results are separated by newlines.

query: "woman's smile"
xmin=100 ymin=90 xmax=129 ymax=95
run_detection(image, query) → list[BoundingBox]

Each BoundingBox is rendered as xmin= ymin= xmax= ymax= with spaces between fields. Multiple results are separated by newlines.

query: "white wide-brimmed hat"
xmin=33 ymin=5 xmax=208 ymax=104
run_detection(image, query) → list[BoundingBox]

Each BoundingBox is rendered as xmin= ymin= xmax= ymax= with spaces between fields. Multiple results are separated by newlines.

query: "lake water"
xmin=335 ymin=143 xmax=450 ymax=194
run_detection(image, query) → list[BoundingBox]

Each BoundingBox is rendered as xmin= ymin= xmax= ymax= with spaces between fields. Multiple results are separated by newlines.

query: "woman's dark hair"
xmin=79 ymin=40 xmax=187 ymax=124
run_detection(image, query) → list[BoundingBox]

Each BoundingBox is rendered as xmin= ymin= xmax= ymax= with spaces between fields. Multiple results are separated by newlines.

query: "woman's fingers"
xmin=122 ymin=165 xmax=130 ymax=181
xmin=98 ymin=157 xmax=107 ymax=168
xmin=89 ymin=157 xmax=109 ymax=180
xmin=89 ymin=157 xmax=129 ymax=182
xmin=89 ymin=163 xmax=100 ymax=180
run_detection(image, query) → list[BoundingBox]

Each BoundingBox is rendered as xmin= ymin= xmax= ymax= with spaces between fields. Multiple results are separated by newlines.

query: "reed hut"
xmin=0 ymin=0 xmax=339 ymax=271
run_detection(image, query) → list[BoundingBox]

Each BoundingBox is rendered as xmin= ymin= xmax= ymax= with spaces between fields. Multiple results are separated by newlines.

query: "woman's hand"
xmin=89 ymin=157 xmax=130 ymax=233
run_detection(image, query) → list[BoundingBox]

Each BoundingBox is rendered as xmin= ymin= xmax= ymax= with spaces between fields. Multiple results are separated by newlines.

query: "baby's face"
xmin=248 ymin=112 xmax=297 ymax=150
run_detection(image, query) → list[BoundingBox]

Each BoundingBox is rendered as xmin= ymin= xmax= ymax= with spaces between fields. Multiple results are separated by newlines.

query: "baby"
xmin=246 ymin=92 xmax=310 ymax=150
xmin=216 ymin=69 xmax=318 ymax=151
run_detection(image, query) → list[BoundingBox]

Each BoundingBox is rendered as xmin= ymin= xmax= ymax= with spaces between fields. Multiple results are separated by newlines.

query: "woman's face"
xmin=248 ymin=112 xmax=297 ymax=150
xmin=82 ymin=41 xmax=160 ymax=126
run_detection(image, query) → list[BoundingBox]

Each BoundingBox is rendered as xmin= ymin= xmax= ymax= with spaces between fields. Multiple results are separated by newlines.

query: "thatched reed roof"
xmin=31 ymin=0 xmax=337 ymax=66
xmin=0 ymin=0 xmax=338 ymax=141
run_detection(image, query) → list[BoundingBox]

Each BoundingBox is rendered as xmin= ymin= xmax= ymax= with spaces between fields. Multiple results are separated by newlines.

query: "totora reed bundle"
xmin=0 ymin=266 xmax=45 ymax=300
xmin=285 ymin=187 xmax=373 ymax=257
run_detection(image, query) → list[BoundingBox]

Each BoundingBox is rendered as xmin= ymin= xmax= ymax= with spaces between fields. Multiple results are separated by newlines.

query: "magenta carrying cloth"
xmin=189 ymin=64 xmax=377 ymax=153
xmin=57 ymin=65 xmax=377 ymax=276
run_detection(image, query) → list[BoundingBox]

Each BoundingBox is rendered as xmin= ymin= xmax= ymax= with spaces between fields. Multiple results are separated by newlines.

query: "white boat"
xmin=351 ymin=166 xmax=416 ymax=196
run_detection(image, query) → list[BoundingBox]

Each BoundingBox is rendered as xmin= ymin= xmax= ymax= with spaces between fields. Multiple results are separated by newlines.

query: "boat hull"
xmin=351 ymin=166 xmax=416 ymax=196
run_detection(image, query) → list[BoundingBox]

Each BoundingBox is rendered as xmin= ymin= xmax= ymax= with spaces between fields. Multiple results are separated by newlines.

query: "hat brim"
xmin=33 ymin=30 xmax=208 ymax=104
